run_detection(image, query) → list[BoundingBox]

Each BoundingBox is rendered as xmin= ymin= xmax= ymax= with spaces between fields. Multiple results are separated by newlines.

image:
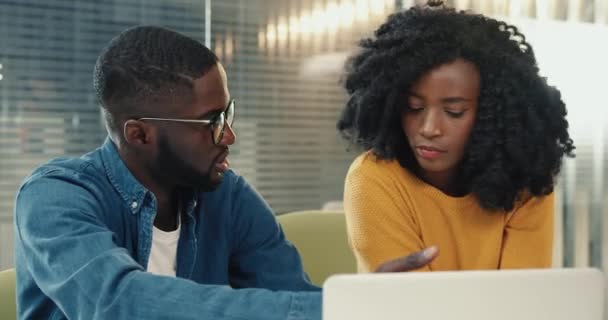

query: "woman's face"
xmin=401 ymin=58 xmax=480 ymax=188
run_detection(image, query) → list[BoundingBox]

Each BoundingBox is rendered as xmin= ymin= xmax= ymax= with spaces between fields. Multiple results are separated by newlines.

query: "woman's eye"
xmin=445 ymin=110 xmax=465 ymax=118
xmin=407 ymin=106 xmax=424 ymax=112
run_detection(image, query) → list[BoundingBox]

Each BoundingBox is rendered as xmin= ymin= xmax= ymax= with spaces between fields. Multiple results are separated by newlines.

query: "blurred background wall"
xmin=0 ymin=0 xmax=607 ymax=292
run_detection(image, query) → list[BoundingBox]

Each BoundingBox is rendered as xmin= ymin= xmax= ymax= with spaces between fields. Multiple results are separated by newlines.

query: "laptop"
xmin=323 ymin=268 xmax=604 ymax=320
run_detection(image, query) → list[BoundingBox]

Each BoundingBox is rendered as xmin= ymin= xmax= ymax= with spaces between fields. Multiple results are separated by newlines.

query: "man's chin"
xmin=197 ymin=183 xmax=220 ymax=192
xmin=199 ymin=171 xmax=227 ymax=191
xmin=178 ymin=173 xmax=222 ymax=192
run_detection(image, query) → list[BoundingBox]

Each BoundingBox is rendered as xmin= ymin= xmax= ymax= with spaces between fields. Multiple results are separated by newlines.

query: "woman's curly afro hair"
xmin=337 ymin=3 xmax=575 ymax=211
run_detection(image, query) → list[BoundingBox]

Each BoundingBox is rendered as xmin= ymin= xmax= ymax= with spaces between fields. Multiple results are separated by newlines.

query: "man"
xmin=14 ymin=26 xmax=438 ymax=319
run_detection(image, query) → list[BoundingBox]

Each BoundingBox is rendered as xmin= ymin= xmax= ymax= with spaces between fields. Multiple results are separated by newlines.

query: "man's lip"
xmin=214 ymin=149 xmax=230 ymax=173
xmin=215 ymin=149 xmax=229 ymax=163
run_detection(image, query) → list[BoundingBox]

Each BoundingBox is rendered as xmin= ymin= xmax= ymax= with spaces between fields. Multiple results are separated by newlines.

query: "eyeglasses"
xmin=138 ymin=99 xmax=235 ymax=145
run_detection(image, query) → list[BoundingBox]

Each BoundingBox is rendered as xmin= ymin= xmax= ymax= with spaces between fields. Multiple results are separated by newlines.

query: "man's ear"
xmin=123 ymin=119 xmax=154 ymax=146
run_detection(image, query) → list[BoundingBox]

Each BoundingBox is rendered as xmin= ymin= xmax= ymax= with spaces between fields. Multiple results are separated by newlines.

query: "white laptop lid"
xmin=323 ymin=268 xmax=604 ymax=320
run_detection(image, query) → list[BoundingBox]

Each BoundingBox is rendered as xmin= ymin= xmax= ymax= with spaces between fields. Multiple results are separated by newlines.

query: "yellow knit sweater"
xmin=343 ymin=152 xmax=554 ymax=272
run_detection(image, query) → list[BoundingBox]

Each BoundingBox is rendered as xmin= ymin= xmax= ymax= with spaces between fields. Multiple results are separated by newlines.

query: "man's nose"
xmin=220 ymin=123 xmax=236 ymax=145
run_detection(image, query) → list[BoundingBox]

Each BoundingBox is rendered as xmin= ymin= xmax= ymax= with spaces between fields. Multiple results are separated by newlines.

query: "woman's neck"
xmin=418 ymin=168 xmax=466 ymax=197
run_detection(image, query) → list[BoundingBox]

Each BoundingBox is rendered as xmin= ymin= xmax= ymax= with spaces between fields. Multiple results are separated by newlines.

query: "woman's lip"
xmin=416 ymin=146 xmax=444 ymax=160
xmin=417 ymin=145 xmax=444 ymax=152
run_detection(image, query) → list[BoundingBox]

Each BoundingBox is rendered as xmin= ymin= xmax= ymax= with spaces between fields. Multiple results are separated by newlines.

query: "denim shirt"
xmin=14 ymin=137 xmax=322 ymax=320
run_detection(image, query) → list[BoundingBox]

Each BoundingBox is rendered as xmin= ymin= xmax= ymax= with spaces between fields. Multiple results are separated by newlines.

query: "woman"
xmin=338 ymin=1 xmax=575 ymax=272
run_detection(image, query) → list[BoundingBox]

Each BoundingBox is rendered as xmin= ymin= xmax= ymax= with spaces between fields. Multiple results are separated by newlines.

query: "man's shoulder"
xmin=15 ymin=149 xmax=118 ymax=224
xmin=21 ymin=149 xmax=105 ymax=188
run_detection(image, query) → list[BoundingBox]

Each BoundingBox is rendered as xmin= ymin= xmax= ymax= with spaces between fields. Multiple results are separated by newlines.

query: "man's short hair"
xmin=93 ymin=26 xmax=219 ymax=132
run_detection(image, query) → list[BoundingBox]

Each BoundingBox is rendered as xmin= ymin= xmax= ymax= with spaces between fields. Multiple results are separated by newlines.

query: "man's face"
xmin=401 ymin=58 xmax=479 ymax=186
xmin=149 ymin=63 xmax=236 ymax=191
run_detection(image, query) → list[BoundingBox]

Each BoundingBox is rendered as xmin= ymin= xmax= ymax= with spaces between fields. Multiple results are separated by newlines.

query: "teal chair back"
xmin=0 ymin=268 xmax=17 ymax=320
xmin=277 ymin=211 xmax=356 ymax=286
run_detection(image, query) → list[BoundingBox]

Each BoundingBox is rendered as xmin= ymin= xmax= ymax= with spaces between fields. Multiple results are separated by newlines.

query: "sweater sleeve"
xmin=343 ymin=155 xmax=429 ymax=273
xmin=499 ymin=192 xmax=555 ymax=269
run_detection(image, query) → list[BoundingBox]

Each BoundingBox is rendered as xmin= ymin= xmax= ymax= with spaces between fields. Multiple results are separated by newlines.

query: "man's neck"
xmin=154 ymin=193 xmax=180 ymax=232
xmin=117 ymin=145 xmax=180 ymax=231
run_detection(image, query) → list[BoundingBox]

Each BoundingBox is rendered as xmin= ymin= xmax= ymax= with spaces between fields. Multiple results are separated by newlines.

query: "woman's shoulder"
xmin=346 ymin=151 xmax=423 ymax=191
xmin=510 ymin=190 xmax=555 ymax=213
xmin=348 ymin=151 xmax=403 ymax=176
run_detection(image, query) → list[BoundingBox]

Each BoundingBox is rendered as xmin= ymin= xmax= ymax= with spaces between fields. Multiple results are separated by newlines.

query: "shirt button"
xmin=131 ymin=201 xmax=138 ymax=209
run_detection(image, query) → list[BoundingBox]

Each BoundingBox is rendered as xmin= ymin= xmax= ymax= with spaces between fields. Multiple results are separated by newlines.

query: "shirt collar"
xmin=99 ymin=137 xmax=149 ymax=215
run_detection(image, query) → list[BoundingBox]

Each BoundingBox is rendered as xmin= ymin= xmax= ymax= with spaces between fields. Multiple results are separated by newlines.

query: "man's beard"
xmin=154 ymin=133 xmax=219 ymax=192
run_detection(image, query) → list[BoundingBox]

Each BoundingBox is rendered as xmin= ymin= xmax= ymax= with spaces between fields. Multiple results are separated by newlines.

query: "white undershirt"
xmin=147 ymin=216 xmax=181 ymax=277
